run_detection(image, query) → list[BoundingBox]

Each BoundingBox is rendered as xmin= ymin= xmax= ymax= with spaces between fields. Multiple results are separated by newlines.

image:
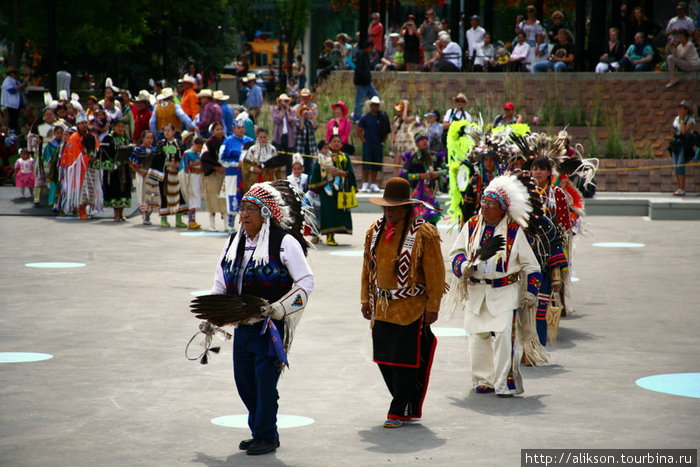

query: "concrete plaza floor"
xmin=1 ymin=206 xmax=699 ymax=466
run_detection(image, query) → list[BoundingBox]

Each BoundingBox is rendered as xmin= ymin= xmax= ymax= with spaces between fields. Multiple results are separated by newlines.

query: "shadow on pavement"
xmin=521 ymin=364 xmax=569 ymax=379
xmin=359 ymin=424 xmax=447 ymax=453
xmin=191 ymin=450 xmax=291 ymax=466
xmin=448 ymin=393 xmax=548 ymax=416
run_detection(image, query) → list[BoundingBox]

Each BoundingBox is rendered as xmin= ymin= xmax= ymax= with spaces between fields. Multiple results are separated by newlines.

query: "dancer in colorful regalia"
xmin=445 ymin=175 xmax=542 ymax=396
xmin=58 ymin=112 xmax=100 ymax=218
xmin=191 ymin=180 xmax=315 ymax=456
xmin=361 ymin=177 xmax=446 ymax=427
xmin=398 ymin=133 xmax=448 ymax=224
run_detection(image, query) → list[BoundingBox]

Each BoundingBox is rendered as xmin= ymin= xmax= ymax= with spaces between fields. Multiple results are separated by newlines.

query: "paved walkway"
xmin=1 ymin=209 xmax=699 ymax=466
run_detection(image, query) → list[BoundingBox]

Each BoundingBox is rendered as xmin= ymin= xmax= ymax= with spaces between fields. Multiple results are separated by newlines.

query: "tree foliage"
xmin=275 ymin=0 xmax=312 ymax=78
xmin=0 ymin=0 xmax=239 ymax=91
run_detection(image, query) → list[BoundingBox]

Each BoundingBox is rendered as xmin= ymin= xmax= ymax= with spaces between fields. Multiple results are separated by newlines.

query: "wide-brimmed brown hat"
xmin=296 ymin=104 xmax=313 ymax=117
xmin=369 ymin=177 xmax=420 ymax=207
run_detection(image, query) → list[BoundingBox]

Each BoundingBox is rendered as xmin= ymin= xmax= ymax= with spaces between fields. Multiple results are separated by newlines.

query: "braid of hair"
xmin=394 ymin=208 xmax=413 ymax=275
xmin=371 ymin=216 xmax=386 ymax=256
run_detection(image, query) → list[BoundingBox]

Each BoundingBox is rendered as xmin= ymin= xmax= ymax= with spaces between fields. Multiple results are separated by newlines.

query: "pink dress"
xmin=15 ymin=157 xmax=36 ymax=188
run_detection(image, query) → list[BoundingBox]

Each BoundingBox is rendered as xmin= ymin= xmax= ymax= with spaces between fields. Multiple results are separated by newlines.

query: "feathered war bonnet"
xmin=483 ymin=175 xmax=533 ymax=229
xmin=225 ymin=180 xmax=314 ymax=267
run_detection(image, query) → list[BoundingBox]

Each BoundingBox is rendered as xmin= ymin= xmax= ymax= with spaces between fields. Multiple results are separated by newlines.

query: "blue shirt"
xmin=1 ymin=75 xmax=23 ymax=110
xmin=219 ymin=134 xmax=254 ymax=176
xmin=220 ymin=102 xmax=234 ymax=136
xmin=358 ymin=112 xmax=384 ymax=144
xmin=180 ymin=150 xmax=201 ymax=173
xmin=246 ymin=84 xmax=263 ymax=109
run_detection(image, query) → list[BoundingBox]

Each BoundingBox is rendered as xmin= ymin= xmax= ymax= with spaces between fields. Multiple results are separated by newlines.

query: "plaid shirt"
xmin=197 ymin=102 xmax=223 ymax=135
xmin=295 ymin=119 xmax=318 ymax=156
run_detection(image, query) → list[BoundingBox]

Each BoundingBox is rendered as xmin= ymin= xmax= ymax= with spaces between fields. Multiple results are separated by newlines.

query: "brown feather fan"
xmin=190 ymin=294 xmax=269 ymax=327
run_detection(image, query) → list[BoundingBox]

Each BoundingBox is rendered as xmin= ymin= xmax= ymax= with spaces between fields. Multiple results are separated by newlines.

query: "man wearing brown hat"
xmin=360 ymin=177 xmax=445 ymax=428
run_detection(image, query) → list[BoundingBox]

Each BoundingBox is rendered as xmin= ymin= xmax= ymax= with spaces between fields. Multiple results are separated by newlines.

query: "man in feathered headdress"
xmin=361 ymin=177 xmax=446 ymax=428
xmin=446 ymin=175 xmax=542 ymax=396
xmin=201 ymin=180 xmax=314 ymax=455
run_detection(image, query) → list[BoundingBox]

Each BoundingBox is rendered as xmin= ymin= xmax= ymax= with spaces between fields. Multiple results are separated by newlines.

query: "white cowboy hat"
xmin=365 ymin=96 xmax=382 ymax=108
xmin=197 ymin=89 xmax=214 ymax=98
xmin=135 ymin=90 xmax=152 ymax=102
xmin=157 ymin=87 xmax=175 ymax=100
xmin=179 ymin=75 xmax=197 ymax=85
xmin=213 ymin=90 xmax=230 ymax=101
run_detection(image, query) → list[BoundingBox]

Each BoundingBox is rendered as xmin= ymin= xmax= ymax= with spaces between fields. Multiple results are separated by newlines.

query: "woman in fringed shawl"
xmin=154 ymin=123 xmax=188 ymax=227
xmin=58 ymin=113 xmax=100 ymax=218
xmin=101 ymin=120 xmax=133 ymax=221
xmin=360 ymin=177 xmax=445 ymax=429
xmin=309 ymin=134 xmax=356 ymax=246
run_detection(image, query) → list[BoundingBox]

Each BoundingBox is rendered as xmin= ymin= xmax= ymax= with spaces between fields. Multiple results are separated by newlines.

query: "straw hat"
xmin=369 ymin=178 xmax=420 ymax=207
xmin=299 ymin=88 xmax=314 ymax=99
xmin=135 ymin=90 xmax=152 ymax=103
xmin=197 ymin=89 xmax=213 ymax=99
xmin=246 ymin=73 xmax=257 ymax=81
xmin=394 ymin=101 xmax=411 ymax=113
xmin=296 ymin=104 xmax=313 ymax=117
xmin=454 ymin=93 xmax=467 ymax=102
xmin=277 ymin=93 xmax=291 ymax=104
xmin=179 ymin=75 xmax=196 ymax=85
xmin=157 ymin=87 xmax=175 ymax=100
xmin=213 ymin=90 xmax=230 ymax=101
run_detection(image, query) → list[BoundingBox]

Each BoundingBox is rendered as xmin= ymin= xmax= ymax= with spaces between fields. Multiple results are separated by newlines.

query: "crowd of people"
xmin=312 ymin=2 xmax=700 ymax=78
xmin=1 ymin=70 xmax=367 ymax=248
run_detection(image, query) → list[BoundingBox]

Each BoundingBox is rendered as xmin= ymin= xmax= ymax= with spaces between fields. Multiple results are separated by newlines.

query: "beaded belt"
xmin=376 ymin=284 xmax=426 ymax=300
xmin=469 ymin=273 xmax=519 ymax=288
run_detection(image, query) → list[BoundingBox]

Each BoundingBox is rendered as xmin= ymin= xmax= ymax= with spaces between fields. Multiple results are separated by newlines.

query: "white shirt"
xmin=441 ymin=42 xmax=463 ymax=68
xmin=287 ymin=173 xmax=309 ymax=192
xmin=212 ymin=231 xmax=315 ymax=296
xmin=443 ymin=107 xmax=473 ymax=124
xmin=510 ymin=41 xmax=531 ymax=62
xmin=474 ymin=43 xmax=495 ymax=67
xmin=466 ymin=26 xmax=486 ymax=58
xmin=666 ymin=16 xmax=695 ymax=35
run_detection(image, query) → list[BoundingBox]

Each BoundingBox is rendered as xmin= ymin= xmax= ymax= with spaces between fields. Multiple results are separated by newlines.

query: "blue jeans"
xmin=233 ymin=320 xmax=284 ymax=443
xmin=617 ymin=57 xmax=650 ymax=72
xmin=533 ymin=60 xmax=569 ymax=72
xmin=671 ymin=147 xmax=687 ymax=175
xmin=353 ymin=84 xmax=379 ymax=122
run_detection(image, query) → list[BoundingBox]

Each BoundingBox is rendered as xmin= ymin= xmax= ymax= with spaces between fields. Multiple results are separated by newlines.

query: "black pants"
xmin=5 ymin=107 xmax=20 ymax=133
xmin=373 ymin=317 xmax=437 ymax=420
xmin=274 ymin=139 xmax=294 ymax=176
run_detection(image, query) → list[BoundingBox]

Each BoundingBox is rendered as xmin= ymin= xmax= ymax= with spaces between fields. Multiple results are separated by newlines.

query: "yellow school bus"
xmin=244 ymin=40 xmax=294 ymax=70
